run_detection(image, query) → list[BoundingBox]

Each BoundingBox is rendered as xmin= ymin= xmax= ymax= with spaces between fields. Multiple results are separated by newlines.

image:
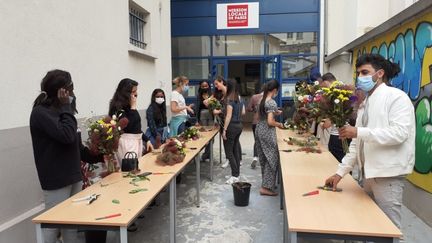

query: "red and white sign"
xmin=217 ymin=2 xmax=259 ymax=29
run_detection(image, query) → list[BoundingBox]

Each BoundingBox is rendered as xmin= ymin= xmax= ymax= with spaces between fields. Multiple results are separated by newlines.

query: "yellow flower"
xmin=107 ymin=127 xmax=113 ymax=134
xmin=106 ymin=135 xmax=113 ymax=140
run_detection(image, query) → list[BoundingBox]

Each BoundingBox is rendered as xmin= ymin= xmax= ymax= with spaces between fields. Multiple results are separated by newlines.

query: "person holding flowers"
xmin=325 ymin=54 xmax=415 ymax=230
xmin=30 ymin=70 xmax=103 ymax=243
xmin=255 ymin=80 xmax=284 ymax=196
xmin=195 ymin=81 xmax=213 ymax=162
xmin=170 ymin=76 xmax=194 ymax=137
xmin=319 ymin=72 xmax=352 ymax=162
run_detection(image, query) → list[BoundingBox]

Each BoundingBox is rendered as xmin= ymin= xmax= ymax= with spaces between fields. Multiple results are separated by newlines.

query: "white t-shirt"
xmin=171 ymin=90 xmax=187 ymax=117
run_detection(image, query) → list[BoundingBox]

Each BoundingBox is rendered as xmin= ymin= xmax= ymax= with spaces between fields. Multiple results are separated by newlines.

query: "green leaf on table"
xmin=129 ymin=188 xmax=147 ymax=194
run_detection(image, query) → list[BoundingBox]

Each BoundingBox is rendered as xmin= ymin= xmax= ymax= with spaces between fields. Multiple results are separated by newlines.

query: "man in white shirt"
xmin=325 ymin=54 xmax=415 ymax=229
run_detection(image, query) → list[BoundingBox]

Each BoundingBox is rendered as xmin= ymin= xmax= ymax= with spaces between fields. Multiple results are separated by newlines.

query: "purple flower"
xmin=349 ymin=95 xmax=358 ymax=102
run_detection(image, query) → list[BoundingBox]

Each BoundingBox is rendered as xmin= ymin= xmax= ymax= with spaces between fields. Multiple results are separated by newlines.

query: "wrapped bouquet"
xmin=155 ymin=138 xmax=186 ymax=166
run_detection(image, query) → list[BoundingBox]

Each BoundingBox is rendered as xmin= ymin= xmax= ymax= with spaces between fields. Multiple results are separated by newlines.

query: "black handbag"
xmin=121 ymin=152 xmax=138 ymax=172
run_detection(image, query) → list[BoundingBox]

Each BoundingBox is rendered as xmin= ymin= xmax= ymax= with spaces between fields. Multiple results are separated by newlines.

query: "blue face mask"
xmin=356 ymin=72 xmax=378 ymax=92
xmin=183 ymin=85 xmax=189 ymax=93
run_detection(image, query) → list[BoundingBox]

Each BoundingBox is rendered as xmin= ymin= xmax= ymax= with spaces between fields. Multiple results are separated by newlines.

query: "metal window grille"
xmin=129 ymin=8 xmax=146 ymax=49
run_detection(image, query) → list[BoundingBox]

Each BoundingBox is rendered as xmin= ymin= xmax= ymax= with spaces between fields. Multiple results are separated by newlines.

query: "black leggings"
xmin=328 ymin=135 xmax=351 ymax=163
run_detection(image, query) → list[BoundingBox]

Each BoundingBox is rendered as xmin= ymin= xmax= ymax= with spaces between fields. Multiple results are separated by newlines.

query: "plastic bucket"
xmin=232 ymin=182 xmax=251 ymax=206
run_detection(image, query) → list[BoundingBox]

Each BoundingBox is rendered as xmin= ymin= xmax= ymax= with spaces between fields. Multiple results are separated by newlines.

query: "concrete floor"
xmin=103 ymin=127 xmax=432 ymax=243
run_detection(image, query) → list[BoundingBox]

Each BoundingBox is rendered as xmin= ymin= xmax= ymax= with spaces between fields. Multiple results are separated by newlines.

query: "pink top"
xmin=246 ymin=93 xmax=263 ymax=124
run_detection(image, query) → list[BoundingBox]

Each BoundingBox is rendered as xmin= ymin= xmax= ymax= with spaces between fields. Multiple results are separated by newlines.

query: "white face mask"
xmin=155 ymin=97 xmax=165 ymax=104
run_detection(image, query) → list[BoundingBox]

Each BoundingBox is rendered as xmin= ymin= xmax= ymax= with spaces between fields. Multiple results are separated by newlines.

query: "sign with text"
xmin=217 ymin=2 xmax=259 ymax=29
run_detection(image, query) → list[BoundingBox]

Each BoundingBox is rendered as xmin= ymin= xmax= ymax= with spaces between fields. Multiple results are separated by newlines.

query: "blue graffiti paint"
xmin=361 ymin=22 xmax=432 ymax=100
xmin=388 ymin=42 xmax=395 ymax=63
xmin=379 ymin=43 xmax=388 ymax=59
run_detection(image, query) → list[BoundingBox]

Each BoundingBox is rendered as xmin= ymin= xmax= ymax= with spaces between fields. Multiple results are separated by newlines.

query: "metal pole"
xmin=169 ymin=178 xmax=176 ymax=243
xmin=195 ymin=157 xmax=200 ymax=207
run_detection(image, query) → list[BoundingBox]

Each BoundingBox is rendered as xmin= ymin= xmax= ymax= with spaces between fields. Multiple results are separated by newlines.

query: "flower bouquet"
xmin=316 ymin=81 xmax=357 ymax=152
xmin=155 ymin=138 xmax=186 ymax=166
xmin=292 ymin=81 xmax=321 ymax=134
xmin=86 ymin=115 xmax=129 ymax=174
xmin=207 ymin=97 xmax=222 ymax=111
xmin=178 ymin=127 xmax=200 ymax=141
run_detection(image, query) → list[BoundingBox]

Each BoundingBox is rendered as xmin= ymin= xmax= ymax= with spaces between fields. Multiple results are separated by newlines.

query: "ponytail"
xmin=259 ymin=83 xmax=268 ymax=118
xmin=33 ymin=91 xmax=48 ymax=108
xmin=259 ymin=79 xmax=280 ymax=118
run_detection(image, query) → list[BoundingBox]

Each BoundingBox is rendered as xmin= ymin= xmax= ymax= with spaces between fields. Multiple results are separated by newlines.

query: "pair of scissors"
xmin=72 ymin=194 xmax=100 ymax=204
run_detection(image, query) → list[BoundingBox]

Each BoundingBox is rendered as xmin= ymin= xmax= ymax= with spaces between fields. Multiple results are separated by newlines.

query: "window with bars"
xmin=129 ymin=7 xmax=147 ymax=49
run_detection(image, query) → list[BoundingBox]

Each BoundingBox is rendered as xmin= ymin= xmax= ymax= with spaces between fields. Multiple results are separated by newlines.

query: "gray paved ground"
xmin=102 ymin=127 xmax=432 ymax=243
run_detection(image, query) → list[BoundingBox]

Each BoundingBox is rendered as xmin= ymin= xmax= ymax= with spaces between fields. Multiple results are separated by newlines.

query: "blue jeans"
xmin=145 ymin=127 xmax=168 ymax=146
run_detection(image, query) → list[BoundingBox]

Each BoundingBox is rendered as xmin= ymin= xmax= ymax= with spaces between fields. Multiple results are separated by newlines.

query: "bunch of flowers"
xmin=292 ymin=80 xmax=321 ymax=133
xmin=156 ymin=138 xmax=186 ymax=166
xmin=207 ymin=97 xmax=222 ymax=111
xmin=178 ymin=127 xmax=200 ymax=141
xmin=316 ymin=81 xmax=357 ymax=152
xmin=283 ymin=136 xmax=319 ymax=147
xmin=86 ymin=115 xmax=129 ymax=173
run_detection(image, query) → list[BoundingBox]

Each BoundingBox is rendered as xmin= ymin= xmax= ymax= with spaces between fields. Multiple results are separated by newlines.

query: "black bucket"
xmin=232 ymin=182 xmax=251 ymax=206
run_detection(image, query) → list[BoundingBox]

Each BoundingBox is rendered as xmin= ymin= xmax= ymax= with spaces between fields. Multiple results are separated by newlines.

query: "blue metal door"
xmin=211 ymin=59 xmax=228 ymax=81
xmin=264 ymin=55 xmax=282 ymax=105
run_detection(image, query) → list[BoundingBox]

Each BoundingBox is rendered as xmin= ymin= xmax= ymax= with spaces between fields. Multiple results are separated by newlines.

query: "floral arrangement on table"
xmin=86 ymin=115 xmax=129 ymax=174
xmin=283 ymin=136 xmax=319 ymax=147
xmin=314 ymin=81 xmax=357 ymax=152
xmin=156 ymin=138 xmax=186 ymax=166
xmin=296 ymin=146 xmax=322 ymax=154
xmin=178 ymin=127 xmax=200 ymax=141
xmin=207 ymin=97 xmax=222 ymax=111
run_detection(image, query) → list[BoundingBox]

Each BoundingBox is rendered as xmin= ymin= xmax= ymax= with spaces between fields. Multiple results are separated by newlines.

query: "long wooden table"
xmin=33 ymin=128 xmax=218 ymax=243
xmin=277 ymin=128 xmax=402 ymax=243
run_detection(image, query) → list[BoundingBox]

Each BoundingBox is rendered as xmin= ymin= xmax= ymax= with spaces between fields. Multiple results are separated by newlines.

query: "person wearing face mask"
xmin=170 ymin=76 xmax=194 ymax=137
xmin=145 ymin=89 xmax=168 ymax=147
xmin=255 ymin=79 xmax=284 ymax=196
xmin=195 ymin=81 xmax=213 ymax=162
xmin=325 ymin=54 xmax=415 ymax=231
xmin=30 ymin=70 xmax=104 ymax=243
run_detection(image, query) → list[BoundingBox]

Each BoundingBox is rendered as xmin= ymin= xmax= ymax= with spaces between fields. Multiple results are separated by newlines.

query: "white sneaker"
xmin=221 ymin=159 xmax=229 ymax=168
xmin=225 ymin=176 xmax=239 ymax=184
xmin=251 ymin=157 xmax=258 ymax=169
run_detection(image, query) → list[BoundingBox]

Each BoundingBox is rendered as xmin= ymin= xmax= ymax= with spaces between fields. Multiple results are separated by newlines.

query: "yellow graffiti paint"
xmin=407 ymin=171 xmax=432 ymax=193
xmin=422 ymin=47 xmax=432 ymax=87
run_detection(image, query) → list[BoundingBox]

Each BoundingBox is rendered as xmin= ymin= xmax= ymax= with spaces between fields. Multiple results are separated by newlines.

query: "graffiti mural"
xmin=353 ymin=12 xmax=432 ymax=193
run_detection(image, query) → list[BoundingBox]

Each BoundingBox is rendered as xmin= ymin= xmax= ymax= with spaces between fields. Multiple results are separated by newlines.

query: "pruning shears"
xmin=318 ymin=186 xmax=343 ymax=192
xmin=72 ymin=194 xmax=100 ymax=204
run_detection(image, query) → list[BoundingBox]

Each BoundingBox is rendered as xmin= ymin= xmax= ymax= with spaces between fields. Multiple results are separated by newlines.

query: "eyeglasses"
xmin=155 ymin=96 xmax=165 ymax=98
